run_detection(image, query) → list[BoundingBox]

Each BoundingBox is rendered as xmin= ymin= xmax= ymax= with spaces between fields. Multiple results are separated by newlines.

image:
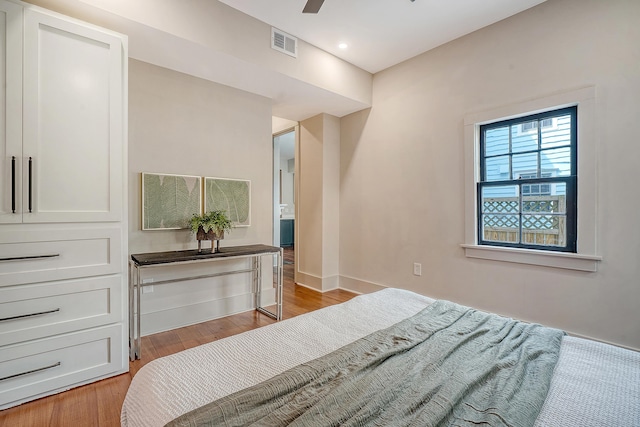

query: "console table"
xmin=128 ymin=244 xmax=283 ymax=360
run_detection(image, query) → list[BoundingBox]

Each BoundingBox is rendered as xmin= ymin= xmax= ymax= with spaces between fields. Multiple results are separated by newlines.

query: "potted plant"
xmin=189 ymin=209 xmax=233 ymax=253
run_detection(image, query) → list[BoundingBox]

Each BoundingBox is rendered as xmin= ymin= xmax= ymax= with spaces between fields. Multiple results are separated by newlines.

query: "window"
xmin=463 ymin=87 xmax=600 ymax=271
xmin=478 ymin=107 xmax=577 ymax=252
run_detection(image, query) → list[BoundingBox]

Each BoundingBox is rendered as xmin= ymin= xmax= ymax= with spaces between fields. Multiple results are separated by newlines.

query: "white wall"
xmin=128 ymin=60 xmax=273 ymax=335
xmin=297 ymin=115 xmax=324 ymax=288
xmin=297 ymin=114 xmax=340 ymax=291
xmin=339 ymin=0 xmax=640 ymax=350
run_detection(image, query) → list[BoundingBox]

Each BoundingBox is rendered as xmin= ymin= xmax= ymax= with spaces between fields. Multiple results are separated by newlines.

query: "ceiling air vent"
xmin=271 ymin=27 xmax=297 ymax=58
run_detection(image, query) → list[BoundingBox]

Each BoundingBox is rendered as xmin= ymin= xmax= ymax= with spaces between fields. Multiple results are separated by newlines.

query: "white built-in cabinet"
xmin=2 ymin=2 xmax=124 ymax=224
xmin=0 ymin=0 xmax=21 ymax=223
xmin=0 ymin=0 xmax=127 ymax=410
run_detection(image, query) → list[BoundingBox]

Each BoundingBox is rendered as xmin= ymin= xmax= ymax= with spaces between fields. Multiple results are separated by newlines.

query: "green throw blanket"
xmin=166 ymin=300 xmax=564 ymax=427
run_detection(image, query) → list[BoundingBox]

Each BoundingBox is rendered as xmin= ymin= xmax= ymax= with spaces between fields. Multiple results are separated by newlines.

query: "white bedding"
xmin=121 ymin=288 xmax=640 ymax=427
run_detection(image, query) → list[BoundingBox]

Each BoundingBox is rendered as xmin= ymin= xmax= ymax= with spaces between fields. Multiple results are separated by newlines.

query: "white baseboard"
xmin=338 ymin=275 xmax=387 ymax=294
xmin=295 ymin=271 xmax=322 ymax=291
xmin=296 ymin=271 xmax=340 ymax=292
xmin=139 ymin=273 xmax=385 ymax=336
xmin=141 ymin=288 xmax=275 ymax=336
xmin=322 ymin=274 xmax=339 ymax=291
xmin=294 ymin=273 xmax=386 ymax=295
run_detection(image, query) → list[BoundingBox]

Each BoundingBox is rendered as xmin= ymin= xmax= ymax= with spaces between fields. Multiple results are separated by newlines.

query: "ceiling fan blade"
xmin=302 ymin=0 xmax=325 ymax=14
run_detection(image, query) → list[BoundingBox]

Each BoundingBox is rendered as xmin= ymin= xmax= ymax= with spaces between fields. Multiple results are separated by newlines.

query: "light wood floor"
xmin=0 ymin=247 xmax=356 ymax=427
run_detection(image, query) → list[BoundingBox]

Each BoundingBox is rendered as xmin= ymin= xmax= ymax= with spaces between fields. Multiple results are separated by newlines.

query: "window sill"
xmin=460 ymin=244 xmax=601 ymax=272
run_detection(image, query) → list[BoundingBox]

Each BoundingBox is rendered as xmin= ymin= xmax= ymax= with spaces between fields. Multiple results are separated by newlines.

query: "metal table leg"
xmin=128 ymin=260 xmax=135 ymax=361
xmin=135 ymin=265 xmax=141 ymax=360
xmin=277 ymin=248 xmax=283 ymax=320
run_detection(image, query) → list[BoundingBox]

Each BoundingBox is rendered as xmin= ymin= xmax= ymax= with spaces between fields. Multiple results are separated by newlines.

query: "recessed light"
xmin=338 ymin=42 xmax=348 ymax=49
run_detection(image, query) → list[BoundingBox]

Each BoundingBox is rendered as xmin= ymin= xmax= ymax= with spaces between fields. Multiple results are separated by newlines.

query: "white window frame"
xmin=462 ymin=86 xmax=601 ymax=272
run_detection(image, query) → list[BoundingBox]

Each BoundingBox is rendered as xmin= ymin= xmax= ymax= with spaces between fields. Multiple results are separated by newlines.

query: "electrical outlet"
xmin=413 ymin=263 xmax=422 ymax=276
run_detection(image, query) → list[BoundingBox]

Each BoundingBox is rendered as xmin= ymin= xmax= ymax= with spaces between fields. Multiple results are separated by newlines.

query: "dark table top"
xmin=131 ymin=244 xmax=281 ymax=266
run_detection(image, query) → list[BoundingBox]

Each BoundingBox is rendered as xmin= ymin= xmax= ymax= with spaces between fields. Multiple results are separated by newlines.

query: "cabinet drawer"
xmin=0 ymin=324 xmax=124 ymax=410
xmin=0 ymin=226 xmax=122 ymax=286
xmin=0 ymin=275 xmax=122 ymax=346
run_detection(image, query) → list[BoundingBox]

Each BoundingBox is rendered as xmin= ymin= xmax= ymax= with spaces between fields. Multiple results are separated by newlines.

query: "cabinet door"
xmin=22 ymin=9 xmax=124 ymax=223
xmin=0 ymin=0 xmax=22 ymax=224
xmin=280 ymin=219 xmax=294 ymax=247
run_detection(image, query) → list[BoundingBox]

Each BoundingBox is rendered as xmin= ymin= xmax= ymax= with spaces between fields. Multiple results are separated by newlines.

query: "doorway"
xmin=273 ymin=129 xmax=296 ymax=272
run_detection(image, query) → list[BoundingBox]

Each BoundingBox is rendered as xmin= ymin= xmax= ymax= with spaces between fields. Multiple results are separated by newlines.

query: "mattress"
xmin=121 ymin=288 xmax=640 ymax=427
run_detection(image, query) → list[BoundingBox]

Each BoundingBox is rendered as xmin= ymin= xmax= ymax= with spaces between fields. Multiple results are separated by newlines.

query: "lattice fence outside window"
xmin=481 ymin=195 xmax=566 ymax=247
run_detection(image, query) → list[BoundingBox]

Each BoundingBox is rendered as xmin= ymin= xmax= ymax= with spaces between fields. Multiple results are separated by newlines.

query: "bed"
xmin=121 ymin=288 xmax=640 ymax=427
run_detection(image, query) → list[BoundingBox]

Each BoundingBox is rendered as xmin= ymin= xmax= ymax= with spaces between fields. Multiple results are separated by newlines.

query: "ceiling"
xmin=54 ymin=0 xmax=548 ymax=121
xmin=219 ymin=0 xmax=548 ymax=74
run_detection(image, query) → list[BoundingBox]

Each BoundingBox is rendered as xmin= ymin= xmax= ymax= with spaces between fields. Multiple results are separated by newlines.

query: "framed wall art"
xmin=204 ymin=177 xmax=251 ymax=227
xmin=142 ymin=172 xmax=202 ymax=230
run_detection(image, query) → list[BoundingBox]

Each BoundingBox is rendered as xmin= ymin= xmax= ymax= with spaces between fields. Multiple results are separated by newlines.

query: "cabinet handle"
xmin=11 ymin=156 xmax=16 ymax=213
xmin=0 ymin=254 xmax=60 ymax=262
xmin=0 ymin=308 xmax=60 ymax=322
xmin=28 ymin=157 xmax=33 ymax=213
xmin=0 ymin=362 xmax=61 ymax=382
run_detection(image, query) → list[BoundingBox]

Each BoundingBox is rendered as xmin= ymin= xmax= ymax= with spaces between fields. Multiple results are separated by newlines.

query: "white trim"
xmin=295 ymin=270 xmax=323 ymax=291
xmin=567 ymin=330 xmax=639 ymax=353
xmin=461 ymin=244 xmax=601 ymax=272
xmin=296 ymin=270 xmax=340 ymax=292
xmin=339 ymin=274 xmax=387 ymax=295
xmin=463 ymin=86 xmax=600 ymax=270
xmin=140 ymin=292 xmax=261 ymax=336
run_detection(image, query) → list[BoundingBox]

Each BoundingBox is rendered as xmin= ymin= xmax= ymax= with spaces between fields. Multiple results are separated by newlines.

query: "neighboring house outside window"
xmin=478 ymin=106 xmax=577 ymax=252
xmin=521 ymin=117 xmax=553 ymax=132
xmin=519 ymin=172 xmax=552 ymax=196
